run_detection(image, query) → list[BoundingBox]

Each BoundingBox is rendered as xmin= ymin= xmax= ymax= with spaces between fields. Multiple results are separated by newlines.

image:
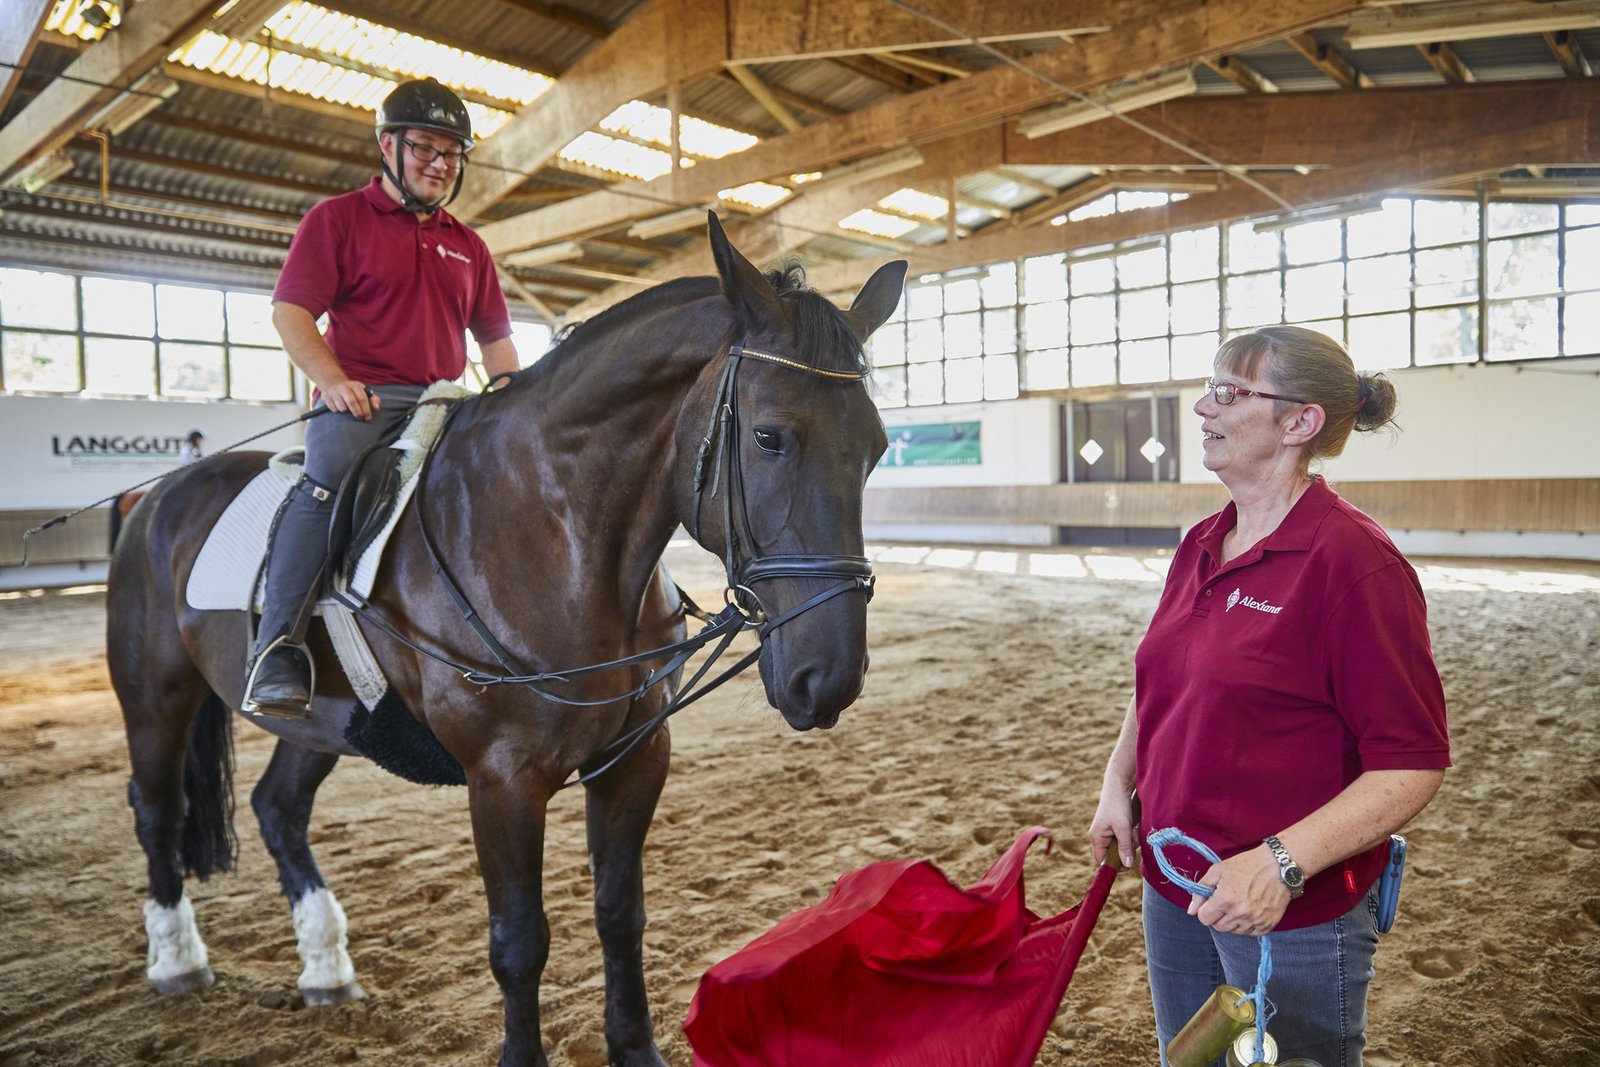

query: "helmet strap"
xmin=381 ymin=134 xmax=462 ymax=216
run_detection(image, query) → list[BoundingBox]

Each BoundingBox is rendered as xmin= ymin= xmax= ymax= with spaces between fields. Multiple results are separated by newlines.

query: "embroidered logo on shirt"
xmin=434 ymin=244 xmax=471 ymax=265
xmin=1226 ymin=586 xmax=1284 ymax=614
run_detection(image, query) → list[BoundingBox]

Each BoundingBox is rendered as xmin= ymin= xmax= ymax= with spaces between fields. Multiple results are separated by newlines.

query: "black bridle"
xmin=332 ymin=339 xmax=877 ymax=788
xmin=690 ymin=341 xmax=876 ymax=633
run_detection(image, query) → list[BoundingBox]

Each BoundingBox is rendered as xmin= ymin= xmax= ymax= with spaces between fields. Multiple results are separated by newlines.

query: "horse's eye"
xmin=752 ymin=428 xmax=784 ymax=455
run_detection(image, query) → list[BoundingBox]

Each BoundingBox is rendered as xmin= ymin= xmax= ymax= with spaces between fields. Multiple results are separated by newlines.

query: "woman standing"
xmin=1088 ymin=326 xmax=1451 ymax=1067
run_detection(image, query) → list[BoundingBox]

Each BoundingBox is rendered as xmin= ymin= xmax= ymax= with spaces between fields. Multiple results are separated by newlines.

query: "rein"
xmin=334 ymin=339 xmax=877 ymax=790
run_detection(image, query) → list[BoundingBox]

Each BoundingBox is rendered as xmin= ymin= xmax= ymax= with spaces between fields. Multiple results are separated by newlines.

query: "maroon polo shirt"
xmin=1134 ymin=478 xmax=1451 ymax=929
xmin=274 ymin=177 xmax=511 ymax=386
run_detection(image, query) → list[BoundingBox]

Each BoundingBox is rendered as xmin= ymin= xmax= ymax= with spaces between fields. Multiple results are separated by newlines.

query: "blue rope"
xmin=1147 ymin=827 xmax=1275 ymax=1064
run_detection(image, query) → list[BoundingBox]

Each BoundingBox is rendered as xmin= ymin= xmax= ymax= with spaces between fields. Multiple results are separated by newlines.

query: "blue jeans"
xmin=1143 ymin=881 xmax=1379 ymax=1067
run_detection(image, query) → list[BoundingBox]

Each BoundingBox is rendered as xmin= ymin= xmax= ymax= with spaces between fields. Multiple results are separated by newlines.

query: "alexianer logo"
xmin=435 ymin=244 xmax=471 ymax=265
xmin=1226 ymin=586 xmax=1285 ymax=615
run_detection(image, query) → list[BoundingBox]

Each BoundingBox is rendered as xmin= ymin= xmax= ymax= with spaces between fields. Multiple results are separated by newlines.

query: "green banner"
xmin=877 ymin=421 xmax=981 ymax=468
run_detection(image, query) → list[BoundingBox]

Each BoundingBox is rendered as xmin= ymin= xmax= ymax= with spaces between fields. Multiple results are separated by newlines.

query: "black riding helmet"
xmin=374 ymin=78 xmax=474 ymax=213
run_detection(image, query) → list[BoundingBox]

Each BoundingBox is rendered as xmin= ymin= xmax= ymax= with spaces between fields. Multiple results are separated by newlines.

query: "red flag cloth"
xmin=684 ymin=827 xmax=1119 ymax=1067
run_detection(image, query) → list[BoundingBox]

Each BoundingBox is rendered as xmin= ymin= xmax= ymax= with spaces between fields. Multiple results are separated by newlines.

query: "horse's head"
xmin=681 ymin=214 xmax=905 ymax=729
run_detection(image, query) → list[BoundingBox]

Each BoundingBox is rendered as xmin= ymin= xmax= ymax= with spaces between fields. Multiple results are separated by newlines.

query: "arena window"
xmin=863 ymin=194 xmax=1600 ymax=408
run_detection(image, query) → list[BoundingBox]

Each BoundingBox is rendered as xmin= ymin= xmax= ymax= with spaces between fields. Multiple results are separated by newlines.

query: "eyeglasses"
xmin=1203 ymin=378 xmax=1306 ymax=406
xmin=400 ymin=137 xmax=468 ymax=168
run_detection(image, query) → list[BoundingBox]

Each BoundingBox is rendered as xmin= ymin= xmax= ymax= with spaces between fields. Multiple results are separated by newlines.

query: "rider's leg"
xmin=245 ymin=384 xmax=424 ymax=716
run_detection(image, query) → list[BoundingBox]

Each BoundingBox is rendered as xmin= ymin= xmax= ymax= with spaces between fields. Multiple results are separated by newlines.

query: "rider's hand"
xmin=321 ymin=380 xmax=378 ymax=420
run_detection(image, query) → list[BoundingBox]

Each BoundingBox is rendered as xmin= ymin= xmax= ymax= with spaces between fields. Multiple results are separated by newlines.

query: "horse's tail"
xmin=180 ymin=691 xmax=237 ymax=879
xmin=108 ymin=492 xmax=126 ymax=553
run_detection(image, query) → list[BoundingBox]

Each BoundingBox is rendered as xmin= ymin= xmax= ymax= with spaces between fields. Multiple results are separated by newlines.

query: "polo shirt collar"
xmin=359 ymin=175 xmax=457 ymax=226
xmin=1196 ymin=476 xmax=1338 ymax=566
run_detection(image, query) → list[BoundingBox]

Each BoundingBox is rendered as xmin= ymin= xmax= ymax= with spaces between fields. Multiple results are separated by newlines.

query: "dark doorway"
xmin=1059 ymin=396 xmax=1181 ymax=547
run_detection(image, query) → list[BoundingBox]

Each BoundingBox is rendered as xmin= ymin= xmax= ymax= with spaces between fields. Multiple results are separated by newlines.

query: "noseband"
xmin=689 ymin=341 xmax=876 ymax=637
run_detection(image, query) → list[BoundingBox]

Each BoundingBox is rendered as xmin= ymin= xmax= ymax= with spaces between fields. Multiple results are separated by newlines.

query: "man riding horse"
xmin=246 ymin=77 xmax=520 ymax=718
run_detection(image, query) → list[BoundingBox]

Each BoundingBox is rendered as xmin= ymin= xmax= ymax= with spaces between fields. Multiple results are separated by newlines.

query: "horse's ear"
xmin=708 ymin=211 xmax=783 ymax=325
xmin=842 ymin=260 xmax=908 ymax=344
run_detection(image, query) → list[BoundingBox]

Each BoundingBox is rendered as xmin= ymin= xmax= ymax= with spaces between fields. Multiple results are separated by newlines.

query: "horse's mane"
xmin=526 ymin=263 xmax=865 ymax=380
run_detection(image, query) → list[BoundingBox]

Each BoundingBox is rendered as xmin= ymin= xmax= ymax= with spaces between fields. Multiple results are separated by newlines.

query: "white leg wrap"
xmin=144 ymin=896 xmax=210 ymax=984
xmin=292 ymin=887 xmax=358 ymax=992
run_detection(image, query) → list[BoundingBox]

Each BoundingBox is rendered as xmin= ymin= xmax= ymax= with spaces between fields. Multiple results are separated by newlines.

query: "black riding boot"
xmin=244 ymin=474 xmax=333 ymax=719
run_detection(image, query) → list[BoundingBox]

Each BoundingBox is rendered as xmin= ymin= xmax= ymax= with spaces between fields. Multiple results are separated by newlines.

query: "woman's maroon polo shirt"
xmin=1134 ymin=478 xmax=1451 ymax=929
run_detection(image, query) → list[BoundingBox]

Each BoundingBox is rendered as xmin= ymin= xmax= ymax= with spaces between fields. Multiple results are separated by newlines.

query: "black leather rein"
xmin=332 ymin=339 xmax=877 ymax=789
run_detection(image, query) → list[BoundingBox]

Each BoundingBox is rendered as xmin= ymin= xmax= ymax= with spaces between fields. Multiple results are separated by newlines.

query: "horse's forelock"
xmin=762 ymin=260 xmax=868 ymax=376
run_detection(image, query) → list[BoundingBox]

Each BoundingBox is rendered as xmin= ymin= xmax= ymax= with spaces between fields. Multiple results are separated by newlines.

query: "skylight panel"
xmin=264 ymin=2 xmax=552 ymax=106
xmin=170 ymin=32 xmax=515 ymax=137
xmin=720 ymin=183 xmax=792 ymax=210
xmin=880 ymin=189 xmax=949 ymax=220
xmin=1067 ymin=194 xmax=1119 ymax=222
xmin=45 ymin=0 xmax=118 ymax=40
xmin=559 ymin=133 xmax=673 ymax=182
xmin=597 ymin=102 xmax=759 ymax=161
xmin=840 ymin=210 xmax=919 ymax=239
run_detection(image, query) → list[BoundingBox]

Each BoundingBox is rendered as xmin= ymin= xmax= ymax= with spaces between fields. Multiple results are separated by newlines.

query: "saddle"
xmin=186 ymin=382 xmax=470 ymax=708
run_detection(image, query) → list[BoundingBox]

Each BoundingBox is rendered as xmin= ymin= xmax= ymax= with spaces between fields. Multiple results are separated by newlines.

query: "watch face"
xmin=1283 ymin=866 xmax=1305 ymax=889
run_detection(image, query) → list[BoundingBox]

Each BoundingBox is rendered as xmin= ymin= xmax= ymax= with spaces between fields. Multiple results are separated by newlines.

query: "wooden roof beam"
xmin=478 ymin=0 xmax=1373 ymax=256
xmin=493 ymin=0 xmax=611 ymax=39
xmin=1419 ymin=42 xmax=1475 ymax=86
xmin=727 ymin=1 xmax=1106 ymax=63
xmin=998 ymin=81 xmax=1599 ymax=168
xmin=0 ymin=0 xmax=218 ymax=184
xmin=712 ymin=70 xmax=844 ymax=118
xmin=0 ymin=0 xmax=54 ymax=117
xmin=804 ymin=79 xmax=1600 ymax=292
xmin=725 ymin=64 xmax=803 ymax=131
xmin=827 ymin=54 xmax=923 ymax=92
xmin=1015 ymin=176 xmax=1117 ymax=227
xmin=453 ymin=0 xmax=731 ymax=219
xmin=1545 ymin=29 xmax=1594 ymax=79
xmin=1205 ymin=54 xmax=1279 ymax=94
xmin=1285 ymin=32 xmax=1372 ymax=90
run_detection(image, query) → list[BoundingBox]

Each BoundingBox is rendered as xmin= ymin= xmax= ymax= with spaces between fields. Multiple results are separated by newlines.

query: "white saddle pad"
xmin=183 ymin=381 xmax=470 ymax=710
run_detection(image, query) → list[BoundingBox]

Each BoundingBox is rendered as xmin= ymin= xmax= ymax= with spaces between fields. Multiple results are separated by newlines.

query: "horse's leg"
xmin=118 ymin=666 xmax=231 ymax=995
xmin=584 ymin=729 xmax=671 ymax=1067
xmin=468 ymin=770 xmax=553 ymax=1067
xmin=250 ymin=740 xmax=363 ymax=1005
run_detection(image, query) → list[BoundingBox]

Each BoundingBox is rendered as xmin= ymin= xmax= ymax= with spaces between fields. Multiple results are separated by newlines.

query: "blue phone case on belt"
xmin=1376 ymin=835 xmax=1406 ymax=933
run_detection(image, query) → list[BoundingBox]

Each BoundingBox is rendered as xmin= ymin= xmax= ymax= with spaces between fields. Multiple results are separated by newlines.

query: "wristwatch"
xmin=1263 ymin=835 xmax=1306 ymax=899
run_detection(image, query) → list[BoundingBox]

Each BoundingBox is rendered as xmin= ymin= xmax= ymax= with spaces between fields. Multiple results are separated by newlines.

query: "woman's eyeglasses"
xmin=1203 ymin=379 xmax=1306 ymax=406
xmin=401 ymin=137 xmax=468 ymax=168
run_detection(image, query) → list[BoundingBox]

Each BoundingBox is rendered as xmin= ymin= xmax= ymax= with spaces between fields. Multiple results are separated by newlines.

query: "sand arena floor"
xmin=1 ymin=542 xmax=1597 ymax=1066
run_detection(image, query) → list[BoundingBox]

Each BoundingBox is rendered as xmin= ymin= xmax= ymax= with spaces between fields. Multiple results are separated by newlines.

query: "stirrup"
xmin=241 ymin=633 xmax=316 ymax=720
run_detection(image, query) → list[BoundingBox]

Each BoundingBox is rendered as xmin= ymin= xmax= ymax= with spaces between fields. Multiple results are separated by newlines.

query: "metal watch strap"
xmin=1264 ymin=834 xmax=1306 ymax=898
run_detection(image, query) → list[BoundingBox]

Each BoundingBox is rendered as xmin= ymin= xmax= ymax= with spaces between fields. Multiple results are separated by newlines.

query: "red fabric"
xmin=273 ymin=177 xmax=511 ymax=387
xmin=1135 ymin=477 xmax=1451 ymax=929
xmin=685 ymin=828 xmax=1118 ymax=1067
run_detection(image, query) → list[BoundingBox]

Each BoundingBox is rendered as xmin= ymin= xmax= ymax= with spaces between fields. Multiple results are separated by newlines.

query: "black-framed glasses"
xmin=1203 ymin=378 xmax=1306 ymax=406
xmin=400 ymin=137 xmax=468 ymax=168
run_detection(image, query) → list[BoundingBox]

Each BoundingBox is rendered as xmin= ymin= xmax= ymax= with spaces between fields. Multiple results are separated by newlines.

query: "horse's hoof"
xmin=301 ymin=981 xmax=365 ymax=1007
xmin=152 ymin=967 xmax=215 ymax=996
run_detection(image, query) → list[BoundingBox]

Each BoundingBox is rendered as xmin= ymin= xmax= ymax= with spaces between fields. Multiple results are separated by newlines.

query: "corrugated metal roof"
xmin=4 ymin=0 xmax=1595 ymax=316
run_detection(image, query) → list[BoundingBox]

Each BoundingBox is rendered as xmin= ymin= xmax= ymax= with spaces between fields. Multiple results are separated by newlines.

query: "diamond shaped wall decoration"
xmin=1139 ymin=436 xmax=1167 ymax=463
xmin=1078 ymin=439 xmax=1104 ymax=465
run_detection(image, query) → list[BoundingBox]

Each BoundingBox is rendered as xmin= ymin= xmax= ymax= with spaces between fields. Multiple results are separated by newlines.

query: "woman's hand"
xmin=1189 ymin=844 xmax=1289 ymax=935
xmin=1088 ymin=781 xmax=1137 ymax=869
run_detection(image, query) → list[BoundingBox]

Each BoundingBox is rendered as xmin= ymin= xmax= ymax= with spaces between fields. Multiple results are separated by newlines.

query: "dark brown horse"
xmin=106 ymin=216 xmax=905 ymax=1066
